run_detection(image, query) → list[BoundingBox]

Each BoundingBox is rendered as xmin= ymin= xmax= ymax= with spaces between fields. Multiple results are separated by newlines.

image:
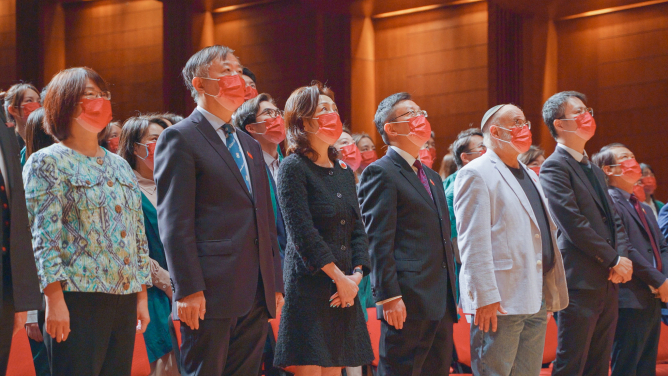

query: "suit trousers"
xmin=378 ymin=313 xmax=454 ymax=376
xmin=180 ymin=280 xmax=269 ymax=376
xmin=0 ymin=291 xmax=14 ymax=376
xmin=44 ymin=292 xmax=137 ymax=376
xmin=552 ymin=284 xmax=618 ymax=376
xmin=611 ymin=298 xmax=662 ymax=376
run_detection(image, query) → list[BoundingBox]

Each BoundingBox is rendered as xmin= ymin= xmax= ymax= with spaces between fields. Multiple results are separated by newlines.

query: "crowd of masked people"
xmin=0 ymin=43 xmax=667 ymax=376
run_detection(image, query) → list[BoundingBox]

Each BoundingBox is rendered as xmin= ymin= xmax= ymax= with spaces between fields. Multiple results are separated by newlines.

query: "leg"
xmin=377 ymin=319 xmax=429 ymax=376
xmin=0 ymin=297 xmax=14 ymax=375
xmin=512 ymin=304 xmax=547 ymax=376
xmin=582 ymin=284 xmax=617 ymax=376
xmin=179 ymin=318 xmax=233 ymax=376
xmin=421 ymin=314 xmax=454 ymax=376
xmin=321 ymin=367 xmax=342 ymax=376
xmin=99 ymin=294 xmax=138 ymax=376
xmin=611 ymin=300 xmax=660 ymax=376
xmin=294 ymin=365 xmax=322 ymax=376
xmin=470 ymin=312 xmax=525 ymax=376
xmin=345 ymin=367 xmax=362 ymax=376
xmin=636 ymin=302 xmax=661 ymax=376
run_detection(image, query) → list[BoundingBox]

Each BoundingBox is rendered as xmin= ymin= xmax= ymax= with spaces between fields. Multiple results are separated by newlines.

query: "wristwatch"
xmin=353 ymin=267 xmax=363 ymax=275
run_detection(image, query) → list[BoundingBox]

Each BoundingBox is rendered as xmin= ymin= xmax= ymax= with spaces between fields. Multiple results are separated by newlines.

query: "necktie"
xmin=580 ymin=155 xmax=589 ymax=166
xmin=413 ymin=160 xmax=433 ymax=200
xmin=222 ymin=124 xmax=251 ymax=193
xmin=630 ymin=194 xmax=662 ymax=271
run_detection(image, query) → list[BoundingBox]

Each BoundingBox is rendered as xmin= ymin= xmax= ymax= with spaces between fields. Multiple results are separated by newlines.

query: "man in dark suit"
xmin=592 ymin=143 xmax=668 ymax=376
xmin=539 ymin=91 xmax=634 ymax=376
xmin=358 ymin=92 xmax=458 ymax=376
xmin=154 ymin=45 xmax=283 ymax=376
xmin=0 ymin=116 xmax=41 ymax=373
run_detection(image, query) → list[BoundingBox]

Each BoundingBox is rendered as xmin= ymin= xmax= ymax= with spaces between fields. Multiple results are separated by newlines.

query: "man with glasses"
xmin=358 ymin=92 xmax=458 ymax=376
xmin=454 ymin=104 xmax=568 ymax=376
xmin=539 ymin=91 xmax=633 ymax=376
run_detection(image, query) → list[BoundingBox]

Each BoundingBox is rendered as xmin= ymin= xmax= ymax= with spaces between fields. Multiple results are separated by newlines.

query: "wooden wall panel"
xmin=0 ymin=0 xmax=16 ymax=90
xmin=557 ymin=2 xmax=668 ymax=199
xmin=63 ymin=0 xmax=164 ymax=122
xmin=374 ymin=1 xmax=488 ymax=169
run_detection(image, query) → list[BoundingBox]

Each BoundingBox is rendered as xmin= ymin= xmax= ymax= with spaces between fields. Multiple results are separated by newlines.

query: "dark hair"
xmin=231 ymin=93 xmax=275 ymax=134
xmin=139 ymin=113 xmax=170 ymax=129
xmin=439 ymin=154 xmax=457 ymax=180
xmin=118 ymin=116 xmax=168 ymax=170
xmin=592 ymin=143 xmax=628 ymax=182
xmin=640 ymin=163 xmax=654 ymax=176
xmin=182 ymin=45 xmax=235 ymax=101
xmin=3 ymin=83 xmax=40 ymax=125
xmin=450 ymin=127 xmax=483 ymax=168
xmin=25 ymin=107 xmax=54 ymax=158
xmin=519 ymin=145 xmax=545 ymax=166
xmin=43 ymin=67 xmax=109 ymax=141
xmin=242 ymin=67 xmax=256 ymax=85
xmin=159 ymin=112 xmax=184 ymax=126
xmin=542 ymin=91 xmax=587 ymax=140
xmin=352 ymin=132 xmax=372 ymax=146
xmin=284 ymin=81 xmax=337 ymax=163
xmin=98 ymin=121 xmax=120 ymax=149
xmin=374 ymin=92 xmax=411 ymax=144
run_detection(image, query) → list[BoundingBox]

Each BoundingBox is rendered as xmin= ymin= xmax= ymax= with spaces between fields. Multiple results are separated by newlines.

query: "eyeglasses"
xmin=257 ymin=108 xmax=284 ymax=119
xmin=496 ymin=120 xmax=531 ymax=130
xmin=82 ymin=91 xmax=111 ymax=100
xmin=389 ymin=110 xmax=428 ymax=123
xmin=562 ymin=107 xmax=594 ymax=120
xmin=465 ymin=145 xmax=487 ymax=154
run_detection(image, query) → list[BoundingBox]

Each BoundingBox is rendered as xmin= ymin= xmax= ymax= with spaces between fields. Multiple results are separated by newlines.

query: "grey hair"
xmin=374 ymin=92 xmax=411 ymax=144
xmin=182 ymin=45 xmax=235 ymax=102
xmin=542 ymin=91 xmax=587 ymax=140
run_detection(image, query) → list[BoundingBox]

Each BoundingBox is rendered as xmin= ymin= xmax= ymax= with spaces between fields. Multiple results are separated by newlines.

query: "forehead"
xmin=500 ymin=105 xmax=525 ymax=120
xmin=242 ymin=75 xmax=254 ymax=85
xmin=318 ymin=95 xmax=335 ymax=104
xmin=565 ymin=96 xmax=585 ymax=110
xmin=470 ymin=134 xmax=483 ymax=144
xmin=258 ymin=101 xmax=277 ymax=110
xmin=147 ymin=123 xmax=164 ymax=134
xmin=85 ymin=78 xmax=101 ymax=90
xmin=210 ymin=54 xmax=241 ymax=69
xmin=611 ymin=146 xmax=632 ymax=158
xmin=393 ymin=100 xmax=419 ymax=113
xmin=338 ymin=132 xmax=354 ymax=142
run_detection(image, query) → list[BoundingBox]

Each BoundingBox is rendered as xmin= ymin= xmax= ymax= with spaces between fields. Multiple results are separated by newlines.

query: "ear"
xmin=553 ymin=119 xmax=563 ymax=132
xmin=246 ymin=123 xmax=257 ymax=134
xmin=489 ymin=124 xmax=499 ymax=138
xmin=460 ymin=152 xmax=469 ymax=165
xmin=191 ymin=77 xmax=205 ymax=94
xmin=383 ymin=123 xmax=396 ymax=137
xmin=602 ymin=165 xmax=613 ymax=176
xmin=7 ymin=105 xmax=19 ymax=118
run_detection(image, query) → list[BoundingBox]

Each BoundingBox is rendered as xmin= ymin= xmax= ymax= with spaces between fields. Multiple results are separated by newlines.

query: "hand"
xmin=136 ymin=285 xmax=151 ymax=333
xmin=382 ymin=298 xmax=407 ymax=330
xmin=547 ymin=312 xmax=553 ymax=322
xmin=608 ymin=269 xmax=624 ymax=284
xmin=25 ymin=323 xmax=43 ymax=342
xmin=329 ymin=275 xmax=359 ymax=309
xmin=44 ymin=282 xmax=70 ymax=343
xmin=474 ymin=302 xmax=507 ymax=332
xmin=657 ymin=280 xmax=668 ymax=303
xmin=275 ymin=292 xmax=284 ymax=317
xmin=612 ymin=257 xmax=633 ymax=282
xmin=177 ymin=291 xmax=206 ymax=330
xmin=13 ymin=312 xmax=27 ymax=336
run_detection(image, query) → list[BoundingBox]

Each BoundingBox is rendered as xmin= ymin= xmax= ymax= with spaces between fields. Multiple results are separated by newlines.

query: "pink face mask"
xmin=340 ymin=143 xmax=362 ymax=171
xmin=21 ymin=102 xmax=41 ymax=122
xmin=642 ymin=176 xmax=657 ymax=195
xmin=252 ymin=116 xmax=285 ymax=144
xmin=494 ymin=125 xmax=532 ymax=154
xmin=360 ymin=150 xmax=378 ymax=168
xmin=76 ymin=98 xmax=113 ymax=134
xmin=613 ymin=158 xmax=642 ymax=184
xmin=633 ymin=183 xmax=647 ymax=202
xmin=107 ymin=137 xmax=120 ymax=153
xmin=562 ymin=111 xmax=596 ymax=141
xmin=418 ymin=148 xmax=436 ymax=169
xmin=244 ymin=86 xmax=259 ymax=100
xmin=529 ymin=166 xmax=541 ymax=176
xmin=202 ymin=74 xmax=246 ymax=111
xmin=136 ymin=142 xmax=157 ymax=171
xmin=308 ymin=112 xmax=343 ymax=145
xmin=392 ymin=115 xmax=432 ymax=147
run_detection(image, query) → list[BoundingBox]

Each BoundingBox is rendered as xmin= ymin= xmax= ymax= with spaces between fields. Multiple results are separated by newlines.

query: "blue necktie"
xmin=222 ymin=124 xmax=251 ymax=193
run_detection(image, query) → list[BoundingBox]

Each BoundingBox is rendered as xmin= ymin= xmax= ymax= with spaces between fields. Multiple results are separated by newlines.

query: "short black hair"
xmin=231 ymin=93 xmax=275 ymax=134
xmin=592 ymin=142 xmax=628 ymax=182
xmin=374 ymin=92 xmax=411 ymax=144
xmin=242 ymin=67 xmax=256 ymax=85
xmin=542 ymin=91 xmax=587 ymax=140
xmin=450 ymin=127 xmax=483 ymax=168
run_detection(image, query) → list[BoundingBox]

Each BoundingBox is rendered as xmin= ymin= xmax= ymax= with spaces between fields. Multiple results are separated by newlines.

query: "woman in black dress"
xmin=273 ymin=81 xmax=374 ymax=375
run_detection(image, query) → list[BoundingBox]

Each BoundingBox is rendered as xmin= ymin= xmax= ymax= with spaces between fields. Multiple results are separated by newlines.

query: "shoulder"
xmin=24 ymin=144 xmax=63 ymax=170
xmin=278 ymin=154 xmax=308 ymax=177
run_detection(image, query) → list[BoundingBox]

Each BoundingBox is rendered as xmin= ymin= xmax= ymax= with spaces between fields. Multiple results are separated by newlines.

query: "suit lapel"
xmin=0 ymin=121 xmax=18 ymax=194
xmin=490 ymin=152 xmax=539 ymax=228
xmin=192 ymin=110 xmax=252 ymax=201
xmin=237 ymin=131 xmax=258 ymax=201
xmin=609 ymin=188 xmax=650 ymax=240
xmin=426 ymin=169 xmax=445 ymax=219
xmin=388 ymin=148 xmax=436 ymax=211
xmin=558 ymin=147 xmax=605 ymax=212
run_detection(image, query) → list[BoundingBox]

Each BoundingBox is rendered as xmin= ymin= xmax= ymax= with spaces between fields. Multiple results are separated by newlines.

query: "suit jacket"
xmin=0 ymin=118 xmax=41 ymax=312
xmin=540 ymin=146 xmax=630 ymax=290
xmin=358 ymin=147 xmax=457 ymax=322
xmin=154 ymin=109 xmax=283 ymax=319
xmin=659 ymin=203 xmax=668 ymax=241
xmin=608 ymin=187 xmax=668 ymax=309
xmin=454 ymin=150 xmax=568 ymax=315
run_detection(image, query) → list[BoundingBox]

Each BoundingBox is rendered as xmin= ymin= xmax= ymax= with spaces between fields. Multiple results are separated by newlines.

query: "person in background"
xmin=118 ymin=116 xmax=178 ymax=376
xmin=155 ymin=45 xmax=283 ymax=376
xmin=419 ymin=131 xmax=436 ymax=169
xmin=540 ymin=91 xmax=634 ymax=376
xmin=519 ymin=145 xmax=546 ymax=176
xmin=158 ymin=113 xmax=184 ymax=127
xmin=23 ymin=107 xmax=53 ymax=376
xmin=273 ymin=81 xmax=373 ymax=376
xmin=353 ymin=132 xmax=377 ymax=174
xmin=23 ymin=67 xmax=151 ymax=375
xmin=102 ymin=121 xmax=122 ymax=153
xmin=3 ymin=83 xmax=41 ymax=165
xmin=592 ymin=143 xmax=668 ymax=376
xmin=242 ymin=67 xmax=258 ymax=100
xmin=359 ymin=92 xmax=457 ymax=376
xmin=439 ymin=154 xmax=457 ymax=181
xmin=0 ymin=92 xmax=42 ymax=376
xmin=660 ymin=204 xmax=668 ymax=243
xmin=640 ymin=163 xmax=664 ymax=219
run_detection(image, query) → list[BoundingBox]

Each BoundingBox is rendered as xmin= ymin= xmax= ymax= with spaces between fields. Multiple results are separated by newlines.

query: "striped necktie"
xmin=222 ymin=124 xmax=251 ymax=193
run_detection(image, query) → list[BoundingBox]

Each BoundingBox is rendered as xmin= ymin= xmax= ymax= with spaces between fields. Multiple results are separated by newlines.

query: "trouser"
xmin=180 ymin=281 xmax=269 ymax=376
xmin=611 ymin=298 xmax=662 ymax=376
xmin=0 ymin=294 xmax=14 ymax=376
xmin=44 ymin=292 xmax=138 ymax=376
xmin=470 ymin=302 xmax=547 ymax=376
xmin=552 ymin=284 xmax=618 ymax=376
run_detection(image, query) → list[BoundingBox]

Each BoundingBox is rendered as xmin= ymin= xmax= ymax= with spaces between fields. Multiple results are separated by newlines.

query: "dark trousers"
xmin=0 ymin=295 xmax=14 ymax=376
xmin=611 ymin=299 xmax=662 ymax=376
xmin=378 ymin=313 xmax=454 ymax=376
xmin=44 ymin=292 xmax=137 ymax=376
xmin=180 ymin=282 xmax=269 ymax=376
xmin=29 ymin=310 xmax=50 ymax=376
xmin=552 ymin=284 xmax=618 ymax=376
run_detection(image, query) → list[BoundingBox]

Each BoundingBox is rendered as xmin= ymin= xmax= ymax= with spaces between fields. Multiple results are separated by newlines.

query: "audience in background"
xmin=419 ymin=131 xmax=437 ymax=169
xmin=519 ymin=145 xmax=545 ymax=176
xmin=3 ymin=83 xmax=41 ymax=165
xmin=157 ymin=113 xmax=184 ymax=127
xmin=353 ymin=132 xmax=377 ymax=174
xmin=439 ymin=154 xmax=457 ymax=181
xmin=242 ymin=67 xmax=258 ymax=100
xmin=102 ymin=121 xmax=122 ymax=153
xmin=334 ymin=128 xmax=363 ymax=174
xmin=641 ymin=163 xmax=664 ymax=219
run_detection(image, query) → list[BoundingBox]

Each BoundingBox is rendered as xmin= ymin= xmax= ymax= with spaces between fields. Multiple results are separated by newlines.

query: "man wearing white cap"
xmin=454 ymin=104 xmax=568 ymax=375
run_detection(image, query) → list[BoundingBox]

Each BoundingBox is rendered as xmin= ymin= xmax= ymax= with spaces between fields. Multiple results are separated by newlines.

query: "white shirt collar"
xmin=390 ymin=145 xmax=417 ymax=167
xmin=263 ymin=150 xmax=278 ymax=166
xmin=197 ymin=106 xmax=228 ymax=131
xmin=557 ymin=143 xmax=588 ymax=163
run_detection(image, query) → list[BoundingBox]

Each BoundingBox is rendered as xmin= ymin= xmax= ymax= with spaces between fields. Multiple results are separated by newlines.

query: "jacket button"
xmin=107 ymin=181 xmax=113 ymax=187
xmin=442 ymin=262 xmax=447 ymax=268
xmin=534 ymin=234 xmax=540 ymax=239
xmin=537 ymin=260 xmax=542 ymax=266
xmin=340 ymin=220 xmax=346 ymax=225
xmin=341 ymin=245 xmax=346 ymax=250
xmin=115 ymin=205 xmax=122 ymax=213
xmin=124 ymin=256 xmax=130 ymax=265
xmin=328 ymin=171 xmax=333 ymax=176
xmin=337 ymin=193 xmax=342 ymax=198
xmin=254 ymin=239 xmax=259 ymax=245
xmin=120 ymin=230 xmax=127 ymax=238
xmin=123 ymin=283 xmax=130 ymax=290
xmin=97 ymin=158 xmax=104 ymax=165
xmin=85 ymin=180 xmax=91 ymax=185
xmin=606 ymin=239 xmax=612 ymax=245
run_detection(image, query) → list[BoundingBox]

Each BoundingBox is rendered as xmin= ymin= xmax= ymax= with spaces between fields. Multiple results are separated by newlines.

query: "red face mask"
xmin=529 ymin=166 xmax=541 ymax=176
xmin=393 ymin=115 xmax=432 ymax=147
xmin=642 ymin=176 xmax=657 ymax=195
xmin=21 ymin=102 xmax=41 ymax=122
xmin=563 ymin=111 xmax=596 ymax=141
xmin=76 ymin=98 xmax=113 ymax=134
xmin=615 ymin=159 xmax=643 ymax=184
xmin=137 ymin=142 xmax=157 ymax=171
xmin=494 ymin=125 xmax=532 ymax=154
xmin=340 ymin=143 xmax=362 ymax=171
xmin=252 ymin=116 xmax=285 ymax=144
xmin=107 ymin=137 xmax=120 ymax=153
xmin=244 ymin=86 xmax=259 ymax=100
xmin=360 ymin=150 xmax=378 ymax=168
xmin=203 ymin=74 xmax=246 ymax=111
xmin=309 ymin=112 xmax=343 ymax=145
xmin=419 ymin=148 xmax=436 ymax=169
xmin=633 ymin=183 xmax=647 ymax=202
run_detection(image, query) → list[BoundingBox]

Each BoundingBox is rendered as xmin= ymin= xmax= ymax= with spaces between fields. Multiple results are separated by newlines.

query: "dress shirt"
xmin=389 ymin=145 xmax=418 ymax=174
xmin=197 ymin=106 xmax=251 ymax=193
xmin=557 ymin=143 xmax=588 ymax=164
xmin=133 ymin=170 xmax=157 ymax=208
xmin=263 ymin=150 xmax=280 ymax=182
xmin=0 ymin=143 xmax=9 ymax=200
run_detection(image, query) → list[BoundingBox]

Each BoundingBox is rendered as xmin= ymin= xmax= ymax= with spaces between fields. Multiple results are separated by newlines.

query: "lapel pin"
xmin=339 ymin=160 xmax=347 ymax=169
xmin=429 ymin=179 xmax=435 ymax=186
xmin=246 ymin=151 xmax=253 ymax=159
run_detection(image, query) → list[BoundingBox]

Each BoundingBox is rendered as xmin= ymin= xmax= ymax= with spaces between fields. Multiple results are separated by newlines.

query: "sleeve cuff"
xmin=26 ymin=310 xmax=38 ymax=324
xmin=609 ymin=255 xmax=621 ymax=268
xmin=376 ymin=296 xmax=402 ymax=305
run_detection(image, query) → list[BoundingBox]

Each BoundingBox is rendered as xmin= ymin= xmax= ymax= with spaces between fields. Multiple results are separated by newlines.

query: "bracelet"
xmin=353 ymin=267 xmax=363 ymax=275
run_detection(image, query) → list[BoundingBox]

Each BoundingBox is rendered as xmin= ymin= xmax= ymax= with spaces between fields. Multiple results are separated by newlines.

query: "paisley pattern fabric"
xmin=23 ymin=144 xmax=151 ymax=294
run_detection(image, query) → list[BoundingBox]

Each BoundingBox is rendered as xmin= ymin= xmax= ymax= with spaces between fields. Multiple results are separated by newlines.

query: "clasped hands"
xmin=608 ymin=256 xmax=633 ymax=284
xmin=330 ymin=272 xmax=361 ymax=308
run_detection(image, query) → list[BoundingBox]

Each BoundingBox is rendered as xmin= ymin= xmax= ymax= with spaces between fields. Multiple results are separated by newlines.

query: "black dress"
xmin=273 ymin=154 xmax=374 ymax=367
